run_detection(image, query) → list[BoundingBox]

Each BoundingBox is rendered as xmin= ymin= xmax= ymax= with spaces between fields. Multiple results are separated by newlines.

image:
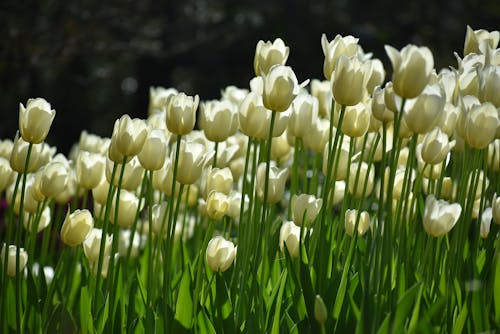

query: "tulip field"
xmin=0 ymin=26 xmax=500 ymax=333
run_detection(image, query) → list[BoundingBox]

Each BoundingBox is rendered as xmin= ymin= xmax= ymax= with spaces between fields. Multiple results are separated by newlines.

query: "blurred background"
xmin=1 ymin=0 xmax=499 ymax=154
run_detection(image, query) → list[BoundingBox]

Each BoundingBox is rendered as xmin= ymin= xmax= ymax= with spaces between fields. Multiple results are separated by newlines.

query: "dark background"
xmin=1 ymin=0 xmax=499 ymax=154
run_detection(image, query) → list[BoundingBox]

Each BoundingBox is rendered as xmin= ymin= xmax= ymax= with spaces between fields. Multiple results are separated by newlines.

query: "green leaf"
xmin=452 ymin=302 xmax=468 ymax=334
xmin=494 ymin=253 xmax=500 ymax=322
xmin=332 ymin=236 xmax=356 ymax=320
xmin=271 ymin=270 xmax=288 ymax=334
xmin=391 ymin=283 xmax=421 ymax=332
xmin=174 ymin=268 xmax=193 ymax=329
xmin=79 ymin=286 xmax=94 ymax=334
xmin=96 ymin=295 xmax=110 ymax=334
xmin=197 ymin=309 xmax=217 ymax=334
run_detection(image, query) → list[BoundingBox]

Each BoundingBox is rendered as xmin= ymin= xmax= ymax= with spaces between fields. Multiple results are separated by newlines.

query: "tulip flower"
xmin=76 ymin=151 xmax=106 ymax=189
xmin=10 ymin=133 xmax=43 ymax=173
xmin=1 ymin=244 xmax=28 ymax=277
xmin=288 ymin=94 xmax=319 ymax=138
xmin=422 ymin=195 xmax=461 ymax=237
xmin=462 ymin=102 xmax=499 ymax=149
xmin=0 ymin=157 xmax=15 ymax=192
xmin=291 ymin=194 xmax=322 ymax=226
xmin=262 ymin=65 xmax=301 ymax=112
xmin=279 ymin=221 xmax=301 ymax=258
xmin=478 ymin=65 xmax=500 ymax=107
xmin=331 ymin=55 xmax=369 ymax=106
xmin=148 ymin=86 xmax=177 ymax=115
xmin=200 ymin=100 xmax=239 ymax=142
xmin=341 ymin=102 xmax=371 ymax=137
xmin=176 ymin=141 xmax=208 ymax=185
xmin=254 ymin=38 xmax=290 ymax=76
xmin=310 ymin=79 xmax=332 ymax=118
xmin=113 ymin=114 xmax=149 ymax=158
xmin=345 ymin=209 xmax=370 ymax=236
xmin=39 ymin=161 xmax=70 ymax=199
xmin=138 ymin=128 xmax=168 ymax=171
xmin=302 ymin=118 xmax=330 ymax=154
xmin=166 ymin=92 xmax=199 ymax=135
xmin=256 ymin=162 xmax=289 ymax=204
xmin=206 ymin=191 xmax=229 ymax=221
xmin=206 ymin=236 xmax=237 ymax=272
xmin=61 ymin=209 xmax=94 ymax=247
xmin=19 ymin=98 xmax=56 ymax=144
xmin=205 ymin=167 xmax=233 ymax=197
xmin=110 ymin=190 xmax=141 ymax=228
xmin=321 ymin=34 xmax=360 ymax=80
xmin=463 ymin=25 xmax=500 ymax=56
xmin=421 ymin=127 xmax=456 ymax=165
xmin=348 ymin=161 xmax=375 ymax=198
xmin=23 ymin=205 xmax=51 ymax=233
xmin=403 ymin=83 xmax=446 ymax=134
xmin=83 ymin=228 xmax=112 ymax=263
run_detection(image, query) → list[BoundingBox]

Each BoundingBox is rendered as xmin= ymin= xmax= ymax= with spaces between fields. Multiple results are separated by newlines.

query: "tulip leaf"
xmin=270 ymin=270 xmax=288 ymax=334
xmin=391 ymin=283 xmax=421 ymax=332
xmin=452 ymin=302 xmax=468 ymax=334
xmin=495 ymin=253 xmax=500 ymax=321
xmin=79 ymin=286 xmax=94 ymax=334
xmin=197 ymin=309 xmax=217 ymax=334
xmin=174 ymin=268 xmax=193 ymax=329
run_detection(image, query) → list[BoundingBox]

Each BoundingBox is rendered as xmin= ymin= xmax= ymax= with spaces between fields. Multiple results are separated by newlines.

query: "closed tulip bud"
xmin=345 ymin=209 xmax=370 ymax=236
xmin=152 ymin=158 xmax=179 ymax=196
xmin=422 ymin=177 xmax=456 ymax=201
xmin=176 ymin=141 xmax=208 ymax=185
xmin=421 ymin=127 xmax=456 ymax=165
xmin=227 ymin=191 xmax=249 ymax=219
xmin=19 ymin=98 xmax=56 ymax=144
xmin=206 ymin=191 xmax=229 ymax=220
xmin=314 ymin=295 xmax=328 ymax=326
xmin=7 ymin=175 xmax=39 ymax=214
xmin=229 ymin=157 xmax=245 ymax=182
xmin=383 ymin=81 xmax=404 ymax=113
xmin=423 ymin=195 xmax=461 ymax=237
xmin=113 ymin=115 xmax=148 ymax=158
xmin=463 ymin=102 xmax=499 ymax=149
xmin=10 ymin=133 xmax=43 ymax=173
xmin=206 ymin=236 xmax=237 ymax=272
xmin=478 ymin=65 xmax=500 ymax=107
xmin=291 ymin=194 xmax=322 ymax=226
xmin=279 ymin=221 xmax=301 ymax=258
xmin=39 ymin=161 xmax=69 ymax=199
xmin=61 ymin=209 xmax=94 ymax=247
xmin=436 ymin=103 xmax=460 ymax=137
xmin=23 ymin=205 xmax=51 ymax=233
xmin=271 ymin=133 xmax=292 ymax=163
xmin=311 ymin=79 xmax=332 ymax=118
xmin=404 ymin=84 xmax=446 ymax=134
xmin=371 ymin=86 xmax=394 ymax=122
xmin=323 ymin=139 xmax=351 ymax=181
xmin=262 ymin=65 xmax=300 ymax=112
xmin=385 ymin=44 xmax=434 ymax=98
xmin=239 ymin=92 xmax=290 ymax=139
xmin=54 ymin=168 xmax=79 ymax=205
xmin=365 ymin=58 xmax=386 ymax=94
xmin=288 ymin=94 xmax=319 ymax=138
xmin=1 ymin=244 xmax=28 ymax=277
xmin=200 ymin=100 xmax=239 ymax=142
xmin=106 ymin=156 xmax=144 ymax=191
xmin=254 ymin=38 xmax=289 ymax=76
xmin=331 ymin=181 xmax=346 ymax=206
xmin=331 ymin=55 xmax=369 ymax=106
xmin=256 ymin=163 xmax=289 ymax=204
xmin=151 ymin=202 xmax=168 ymax=238
xmin=480 ymin=207 xmax=492 ymax=239
xmin=348 ymin=161 xmax=375 ymax=198
xmin=0 ymin=157 xmax=15 ymax=192
xmin=148 ymin=86 xmax=177 ymax=115
xmin=205 ymin=167 xmax=233 ymax=197
xmin=83 ymin=228 xmax=112 ymax=263
xmin=341 ymin=102 xmax=371 ymax=137
xmin=78 ymin=131 xmax=110 ymax=155
xmin=416 ymin=143 xmax=446 ymax=179
xmin=138 ymin=129 xmax=168 ymax=171
xmin=92 ymin=178 xmax=111 ymax=205
xmin=0 ymin=139 xmax=14 ymax=159
xmin=110 ymin=190 xmax=140 ymax=228
xmin=487 ymin=140 xmax=500 ymax=171
xmin=76 ymin=151 xmax=105 ymax=189
xmin=166 ymin=93 xmax=199 ymax=135
xmin=321 ymin=34 xmax=360 ymax=80
xmin=302 ymin=118 xmax=330 ymax=153
xmin=464 ymin=25 xmax=500 ymax=56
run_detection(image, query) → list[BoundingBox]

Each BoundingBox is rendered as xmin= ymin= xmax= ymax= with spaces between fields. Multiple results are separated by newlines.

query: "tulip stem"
xmin=213 ymin=141 xmax=219 ymax=168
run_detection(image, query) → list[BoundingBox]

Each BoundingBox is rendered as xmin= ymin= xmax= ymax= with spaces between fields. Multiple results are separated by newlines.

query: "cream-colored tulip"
xmin=138 ymin=128 xmax=168 ymax=171
xmin=221 ymin=86 xmax=248 ymax=106
xmin=200 ymin=100 xmax=239 ymax=142
xmin=166 ymin=93 xmax=199 ymax=135
xmin=478 ymin=65 xmax=500 ymax=107
xmin=61 ymin=209 xmax=94 ymax=247
xmin=176 ymin=141 xmax=208 ymax=185
xmin=403 ymin=83 xmax=446 ymax=134
xmin=262 ymin=65 xmax=301 ymax=113
xmin=205 ymin=167 xmax=233 ymax=197
xmin=256 ymin=163 xmax=289 ymax=204
xmin=463 ymin=102 xmax=499 ymax=149
xmin=113 ymin=115 xmax=149 ymax=157
xmin=385 ymin=44 xmax=434 ymax=98
xmin=148 ymin=86 xmax=177 ymax=115
xmin=492 ymin=193 xmax=500 ymax=225
xmin=371 ymin=86 xmax=394 ymax=122
xmin=348 ymin=161 xmax=375 ymax=198
xmin=106 ymin=156 xmax=144 ymax=191
xmin=110 ymin=190 xmax=140 ymax=228
xmin=416 ymin=143 xmax=446 ymax=179
xmin=19 ymin=98 xmax=56 ymax=144
xmin=302 ymin=118 xmax=330 ymax=154
xmin=92 ymin=178 xmax=111 ymax=205
xmin=23 ymin=205 xmax=51 ymax=233
xmin=206 ymin=191 xmax=229 ymax=221
xmin=226 ymin=191 xmax=249 ymax=219
xmin=288 ymin=94 xmax=319 ymax=138
xmin=291 ymin=194 xmax=322 ymax=226
xmin=83 ymin=228 xmax=112 ymax=263
xmin=422 ymin=195 xmax=461 ymax=237
xmin=78 ymin=131 xmax=110 ymax=155
xmin=464 ymin=25 xmax=500 ymax=56
xmin=310 ymin=79 xmax=332 ymax=118
xmin=487 ymin=140 xmax=500 ymax=171
xmin=6 ymin=174 xmax=39 ymax=214
xmin=323 ymin=139 xmax=350 ymax=181
xmin=254 ymin=38 xmax=290 ymax=76
xmin=436 ymin=102 xmax=460 ymax=137
xmin=0 ymin=157 xmax=15 ymax=192
xmin=271 ymin=133 xmax=292 ymax=164
xmin=480 ymin=207 xmax=492 ymax=239
xmin=206 ymin=236 xmax=237 ymax=272
xmin=152 ymin=158 xmax=178 ymax=196
xmin=10 ymin=133 xmax=43 ymax=173
xmin=331 ymin=55 xmax=369 ymax=106
xmin=279 ymin=221 xmax=301 ymax=258
xmin=365 ymin=58 xmax=385 ymax=94
xmin=1 ymin=244 xmax=28 ymax=277
xmin=321 ymin=34 xmax=360 ymax=80
xmin=76 ymin=151 xmax=106 ymax=189
xmin=421 ymin=127 xmax=456 ymax=165
xmin=345 ymin=209 xmax=370 ymax=236
xmin=0 ymin=139 xmax=14 ymax=159
xmin=39 ymin=161 xmax=69 ymax=199
xmin=341 ymin=102 xmax=371 ymax=137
